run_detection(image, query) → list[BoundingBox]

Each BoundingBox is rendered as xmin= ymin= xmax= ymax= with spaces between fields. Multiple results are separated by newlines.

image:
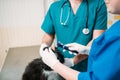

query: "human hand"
xmin=65 ymin=43 xmax=90 ymax=55
xmin=40 ymin=47 xmax=59 ymax=68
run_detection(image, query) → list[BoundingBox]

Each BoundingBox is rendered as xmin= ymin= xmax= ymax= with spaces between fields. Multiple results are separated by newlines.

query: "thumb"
xmin=40 ymin=48 xmax=49 ymax=58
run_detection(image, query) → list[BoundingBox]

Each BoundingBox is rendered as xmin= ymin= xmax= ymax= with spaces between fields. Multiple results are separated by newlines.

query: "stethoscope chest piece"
xmin=82 ymin=28 xmax=89 ymax=35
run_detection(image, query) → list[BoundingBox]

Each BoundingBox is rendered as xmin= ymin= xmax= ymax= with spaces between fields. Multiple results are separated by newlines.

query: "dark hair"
xmin=22 ymin=48 xmax=65 ymax=80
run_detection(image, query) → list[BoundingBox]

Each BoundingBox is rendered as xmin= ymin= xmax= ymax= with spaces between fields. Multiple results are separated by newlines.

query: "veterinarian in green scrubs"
xmin=40 ymin=0 xmax=107 ymax=71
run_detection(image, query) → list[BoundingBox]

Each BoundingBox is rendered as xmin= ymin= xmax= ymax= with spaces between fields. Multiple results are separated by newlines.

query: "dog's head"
xmin=22 ymin=48 xmax=65 ymax=80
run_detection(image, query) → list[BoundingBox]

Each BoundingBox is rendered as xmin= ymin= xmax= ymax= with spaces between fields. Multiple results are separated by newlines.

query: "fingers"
xmin=65 ymin=43 xmax=78 ymax=50
xmin=68 ymin=51 xmax=77 ymax=55
xmin=40 ymin=43 xmax=48 ymax=50
xmin=43 ymin=47 xmax=49 ymax=51
xmin=39 ymin=43 xmax=49 ymax=55
xmin=65 ymin=43 xmax=74 ymax=47
xmin=49 ymin=48 xmax=54 ymax=54
xmin=68 ymin=47 xmax=76 ymax=50
xmin=40 ymin=49 xmax=48 ymax=57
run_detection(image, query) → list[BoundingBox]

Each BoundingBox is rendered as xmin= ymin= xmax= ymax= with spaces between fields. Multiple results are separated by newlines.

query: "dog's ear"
xmin=54 ymin=47 xmax=65 ymax=63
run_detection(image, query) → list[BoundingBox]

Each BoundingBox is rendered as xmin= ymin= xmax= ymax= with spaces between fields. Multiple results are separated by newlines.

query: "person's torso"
xmin=50 ymin=0 xmax=104 ymax=58
xmin=88 ymin=20 xmax=120 ymax=79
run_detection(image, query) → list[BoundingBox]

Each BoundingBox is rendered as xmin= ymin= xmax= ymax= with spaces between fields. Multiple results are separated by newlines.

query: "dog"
xmin=22 ymin=48 xmax=65 ymax=80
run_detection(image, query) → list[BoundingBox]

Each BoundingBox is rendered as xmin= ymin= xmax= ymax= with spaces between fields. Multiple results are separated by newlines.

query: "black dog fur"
xmin=22 ymin=48 xmax=65 ymax=80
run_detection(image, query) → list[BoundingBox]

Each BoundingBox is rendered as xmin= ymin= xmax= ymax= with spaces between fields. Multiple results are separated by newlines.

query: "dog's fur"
xmin=22 ymin=48 xmax=65 ymax=80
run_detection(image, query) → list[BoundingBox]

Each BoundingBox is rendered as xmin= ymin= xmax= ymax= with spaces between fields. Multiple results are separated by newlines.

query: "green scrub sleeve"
xmin=94 ymin=0 xmax=107 ymax=30
xmin=41 ymin=5 xmax=55 ymax=34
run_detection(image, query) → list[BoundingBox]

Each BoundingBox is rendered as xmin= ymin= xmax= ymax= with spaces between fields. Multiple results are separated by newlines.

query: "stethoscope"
xmin=60 ymin=0 xmax=90 ymax=35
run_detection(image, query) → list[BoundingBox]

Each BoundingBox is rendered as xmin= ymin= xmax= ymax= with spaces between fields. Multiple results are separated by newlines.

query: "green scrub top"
xmin=41 ymin=0 xmax=107 ymax=71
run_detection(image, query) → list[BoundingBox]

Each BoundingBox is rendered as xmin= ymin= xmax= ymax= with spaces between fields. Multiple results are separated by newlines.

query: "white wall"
xmin=0 ymin=0 xmax=54 ymax=71
xmin=0 ymin=0 xmax=45 ymax=28
xmin=0 ymin=0 xmax=45 ymax=47
xmin=44 ymin=0 xmax=54 ymax=13
xmin=0 ymin=28 xmax=9 ymax=71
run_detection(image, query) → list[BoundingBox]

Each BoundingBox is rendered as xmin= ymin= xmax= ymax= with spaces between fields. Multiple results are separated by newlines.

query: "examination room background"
xmin=0 ymin=0 xmax=120 ymax=80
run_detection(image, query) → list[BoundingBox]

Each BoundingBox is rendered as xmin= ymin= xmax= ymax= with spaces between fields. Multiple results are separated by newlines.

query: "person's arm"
xmin=73 ymin=54 xmax=88 ymax=65
xmin=65 ymin=30 xmax=105 ymax=65
xmin=41 ymin=32 xmax=55 ymax=46
xmin=40 ymin=3 xmax=55 ymax=52
xmin=40 ymin=48 xmax=80 ymax=80
xmin=66 ymin=0 xmax=107 ymax=54
xmin=87 ymin=0 xmax=107 ymax=47
xmin=87 ymin=30 xmax=105 ymax=47
xmin=39 ymin=32 xmax=55 ymax=56
xmin=53 ymin=62 xmax=79 ymax=80
xmin=40 ymin=3 xmax=55 ymax=46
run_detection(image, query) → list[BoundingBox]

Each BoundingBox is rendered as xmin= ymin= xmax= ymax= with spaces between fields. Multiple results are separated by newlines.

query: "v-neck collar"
xmin=68 ymin=0 xmax=84 ymax=16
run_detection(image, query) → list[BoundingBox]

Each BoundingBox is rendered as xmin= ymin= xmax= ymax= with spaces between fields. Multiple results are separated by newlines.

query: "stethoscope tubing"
xmin=60 ymin=0 xmax=89 ymax=34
